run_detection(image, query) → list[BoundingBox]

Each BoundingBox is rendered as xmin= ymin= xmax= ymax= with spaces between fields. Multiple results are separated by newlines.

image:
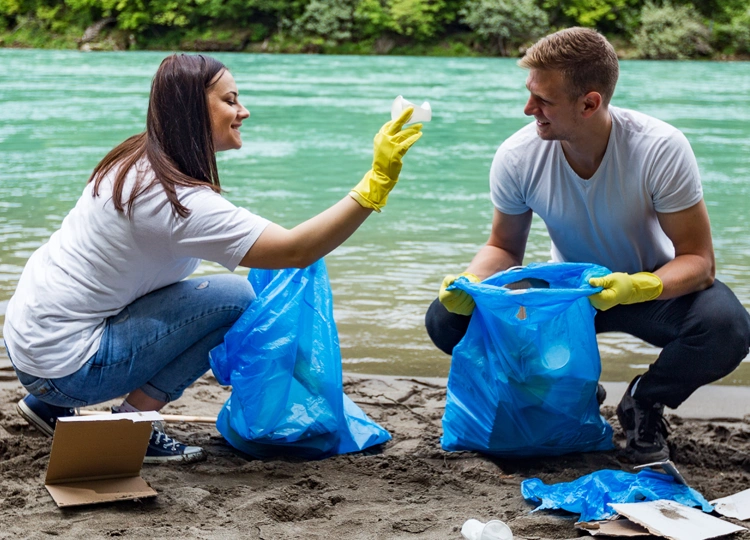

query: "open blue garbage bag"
xmin=521 ymin=469 xmax=713 ymax=522
xmin=209 ymin=259 xmax=391 ymax=459
xmin=441 ymin=263 xmax=614 ymax=456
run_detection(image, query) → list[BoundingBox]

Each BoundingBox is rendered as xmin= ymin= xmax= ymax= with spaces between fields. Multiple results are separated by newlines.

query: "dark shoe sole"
xmin=143 ymin=449 xmax=207 ymax=464
xmin=17 ymin=399 xmax=55 ymax=437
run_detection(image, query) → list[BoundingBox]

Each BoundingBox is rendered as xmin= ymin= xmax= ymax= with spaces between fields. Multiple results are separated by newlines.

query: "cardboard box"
xmin=45 ymin=411 xmax=161 ymax=507
xmin=576 ymin=518 xmax=650 ymax=536
xmin=608 ymin=500 xmax=746 ymax=540
xmin=710 ymin=488 xmax=750 ymax=521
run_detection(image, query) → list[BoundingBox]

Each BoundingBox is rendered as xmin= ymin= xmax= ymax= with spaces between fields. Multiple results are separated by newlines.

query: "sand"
xmin=0 ymin=371 xmax=749 ymax=539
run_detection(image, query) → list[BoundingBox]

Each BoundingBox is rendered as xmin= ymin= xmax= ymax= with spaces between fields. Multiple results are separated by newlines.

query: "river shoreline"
xmin=2 ymin=32 xmax=750 ymax=62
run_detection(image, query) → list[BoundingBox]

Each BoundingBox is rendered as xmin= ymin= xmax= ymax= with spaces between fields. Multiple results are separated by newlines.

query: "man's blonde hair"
xmin=518 ymin=27 xmax=619 ymax=106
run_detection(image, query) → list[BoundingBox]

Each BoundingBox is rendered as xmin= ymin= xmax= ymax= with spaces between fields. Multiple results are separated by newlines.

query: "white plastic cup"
xmin=391 ymin=95 xmax=432 ymax=124
xmin=461 ymin=519 xmax=513 ymax=540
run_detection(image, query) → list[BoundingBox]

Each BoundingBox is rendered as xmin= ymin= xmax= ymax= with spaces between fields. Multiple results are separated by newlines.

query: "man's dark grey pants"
xmin=425 ymin=279 xmax=750 ymax=409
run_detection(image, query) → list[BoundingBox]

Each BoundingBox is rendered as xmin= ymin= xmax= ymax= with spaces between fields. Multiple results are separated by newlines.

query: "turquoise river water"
xmin=1 ymin=50 xmax=749 ymax=384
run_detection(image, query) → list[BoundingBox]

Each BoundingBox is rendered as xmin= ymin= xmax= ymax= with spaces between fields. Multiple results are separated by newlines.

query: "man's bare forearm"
xmin=466 ymin=244 xmax=523 ymax=280
xmin=655 ymin=253 xmax=715 ymax=300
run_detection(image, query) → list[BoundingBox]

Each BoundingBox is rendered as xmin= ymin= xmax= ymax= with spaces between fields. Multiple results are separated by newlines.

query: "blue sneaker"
xmin=144 ymin=422 xmax=206 ymax=464
xmin=16 ymin=394 xmax=75 ymax=437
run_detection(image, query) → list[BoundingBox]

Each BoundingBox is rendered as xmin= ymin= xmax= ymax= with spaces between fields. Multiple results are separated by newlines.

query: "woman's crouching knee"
xmin=201 ymin=273 xmax=256 ymax=323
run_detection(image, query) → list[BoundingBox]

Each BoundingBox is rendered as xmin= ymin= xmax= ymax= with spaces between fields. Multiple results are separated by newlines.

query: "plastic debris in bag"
xmin=521 ymin=468 xmax=713 ymax=523
xmin=442 ymin=263 xmax=613 ymax=457
xmin=209 ymin=259 xmax=391 ymax=459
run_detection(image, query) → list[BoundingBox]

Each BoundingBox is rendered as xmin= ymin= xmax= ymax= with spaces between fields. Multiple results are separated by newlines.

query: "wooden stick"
xmin=77 ymin=409 xmax=217 ymax=423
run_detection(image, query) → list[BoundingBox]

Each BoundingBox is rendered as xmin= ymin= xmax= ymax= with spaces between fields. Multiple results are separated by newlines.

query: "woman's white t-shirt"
xmin=4 ymin=163 xmax=270 ymax=378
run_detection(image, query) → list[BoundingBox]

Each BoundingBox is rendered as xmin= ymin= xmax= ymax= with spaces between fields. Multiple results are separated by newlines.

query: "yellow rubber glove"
xmin=588 ymin=272 xmax=663 ymax=311
xmin=349 ymin=107 xmax=423 ymax=212
xmin=439 ymin=272 xmax=480 ymax=316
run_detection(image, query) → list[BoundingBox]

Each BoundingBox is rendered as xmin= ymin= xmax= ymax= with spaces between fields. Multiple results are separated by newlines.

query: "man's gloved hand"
xmin=439 ymin=272 xmax=480 ymax=316
xmin=588 ymin=272 xmax=663 ymax=311
xmin=349 ymin=107 xmax=423 ymax=212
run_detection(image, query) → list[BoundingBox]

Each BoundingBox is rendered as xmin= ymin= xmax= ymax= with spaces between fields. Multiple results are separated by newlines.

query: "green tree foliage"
xmin=0 ymin=0 xmax=82 ymax=32
xmin=59 ymin=0 xmax=309 ymax=33
xmin=714 ymin=7 xmax=750 ymax=53
xmin=460 ymin=0 xmax=548 ymax=55
xmin=2 ymin=0 xmax=750 ymax=57
xmin=634 ymin=2 xmax=711 ymax=58
xmin=542 ymin=0 xmax=642 ymax=32
xmin=62 ymin=0 xmax=187 ymax=31
xmin=294 ymin=0 xmax=355 ymax=41
xmin=388 ymin=0 xmax=445 ymax=40
xmin=0 ymin=0 xmax=23 ymax=17
xmin=353 ymin=0 xmax=451 ymax=41
xmin=672 ymin=0 xmax=745 ymax=22
xmin=353 ymin=0 xmax=390 ymax=37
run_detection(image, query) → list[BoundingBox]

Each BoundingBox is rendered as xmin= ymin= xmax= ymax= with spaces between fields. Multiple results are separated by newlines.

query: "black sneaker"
xmin=616 ymin=377 xmax=670 ymax=463
xmin=16 ymin=394 xmax=75 ymax=437
xmin=144 ymin=422 xmax=206 ymax=464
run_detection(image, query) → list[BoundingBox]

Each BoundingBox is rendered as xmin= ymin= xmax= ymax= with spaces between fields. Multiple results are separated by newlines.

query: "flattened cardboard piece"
xmin=710 ymin=488 xmax=750 ymax=521
xmin=46 ymin=477 xmax=157 ymax=507
xmin=576 ymin=518 xmax=650 ymax=536
xmin=609 ymin=500 xmax=746 ymax=540
xmin=634 ymin=460 xmax=687 ymax=486
xmin=45 ymin=412 xmax=161 ymax=507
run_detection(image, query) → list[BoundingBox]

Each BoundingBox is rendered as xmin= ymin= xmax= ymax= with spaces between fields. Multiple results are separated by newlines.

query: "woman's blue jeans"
xmin=12 ymin=273 xmax=255 ymax=408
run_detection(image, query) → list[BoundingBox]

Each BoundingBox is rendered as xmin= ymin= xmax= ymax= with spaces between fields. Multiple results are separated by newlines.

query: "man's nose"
xmin=523 ymin=96 xmax=537 ymax=117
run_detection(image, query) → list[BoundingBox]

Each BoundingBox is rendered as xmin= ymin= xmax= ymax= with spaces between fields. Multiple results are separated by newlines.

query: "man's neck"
xmin=560 ymin=108 xmax=613 ymax=180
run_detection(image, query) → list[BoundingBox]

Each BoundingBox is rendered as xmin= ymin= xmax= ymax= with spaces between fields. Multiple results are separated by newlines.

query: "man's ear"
xmin=580 ymin=91 xmax=603 ymax=118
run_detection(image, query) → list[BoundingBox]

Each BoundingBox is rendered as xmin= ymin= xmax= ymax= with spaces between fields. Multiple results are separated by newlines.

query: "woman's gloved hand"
xmin=349 ymin=107 xmax=423 ymax=212
xmin=439 ymin=272 xmax=480 ymax=316
xmin=588 ymin=272 xmax=663 ymax=311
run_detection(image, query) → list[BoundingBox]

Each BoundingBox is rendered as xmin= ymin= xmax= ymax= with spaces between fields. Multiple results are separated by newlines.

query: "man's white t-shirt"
xmin=4 ymin=163 xmax=270 ymax=378
xmin=490 ymin=106 xmax=703 ymax=274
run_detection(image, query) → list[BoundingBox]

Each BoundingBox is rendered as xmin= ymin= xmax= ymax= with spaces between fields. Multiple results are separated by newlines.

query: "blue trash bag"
xmin=441 ymin=262 xmax=613 ymax=457
xmin=521 ymin=468 xmax=713 ymax=522
xmin=209 ymin=259 xmax=391 ymax=459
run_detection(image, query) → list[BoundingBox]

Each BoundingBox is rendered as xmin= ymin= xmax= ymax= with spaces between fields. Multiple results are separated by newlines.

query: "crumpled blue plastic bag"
xmin=441 ymin=262 xmax=613 ymax=456
xmin=521 ymin=468 xmax=713 ymax=522
xmin=209 ymin=259 xmax=391 ymax=459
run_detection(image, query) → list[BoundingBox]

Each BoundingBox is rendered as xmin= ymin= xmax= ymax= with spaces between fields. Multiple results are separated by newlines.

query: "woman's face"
xmin=207 ymin=70 xmax=250 ymax=152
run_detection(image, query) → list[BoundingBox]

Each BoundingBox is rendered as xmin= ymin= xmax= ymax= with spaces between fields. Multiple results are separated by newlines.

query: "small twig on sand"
xmin=395 ymin=387 xmax=419 ymax=403
xmin=78 ymin=410 xmax=216 ymax=423
xmin=396 ymin=378 xmax=443 ymax=389
xmin=353 ymin=393 xmax=434 ymax=424
xmin=382 ymin=395 xmax=434 ymax=424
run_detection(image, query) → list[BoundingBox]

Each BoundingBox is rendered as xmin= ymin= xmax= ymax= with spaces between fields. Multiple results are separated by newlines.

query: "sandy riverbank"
xmin=0 ymin=373 xmax=748 ymax=539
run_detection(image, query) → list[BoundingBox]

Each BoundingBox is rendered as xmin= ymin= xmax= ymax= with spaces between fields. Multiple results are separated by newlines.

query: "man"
xmin=426 ymin=27 xmax=750 ymax=464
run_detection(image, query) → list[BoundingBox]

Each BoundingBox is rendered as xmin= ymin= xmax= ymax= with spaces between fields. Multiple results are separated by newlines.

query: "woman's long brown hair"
xmin=88 ymin=54 xmax=227 ymax=218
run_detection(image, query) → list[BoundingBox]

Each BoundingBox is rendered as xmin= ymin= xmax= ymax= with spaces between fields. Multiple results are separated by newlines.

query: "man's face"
xmin=523 ymin=68 xmax=581 ymax=141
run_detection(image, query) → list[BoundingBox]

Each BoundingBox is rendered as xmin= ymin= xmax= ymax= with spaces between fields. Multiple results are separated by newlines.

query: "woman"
xmin=3 ymin=54 xmax=422 ymax=463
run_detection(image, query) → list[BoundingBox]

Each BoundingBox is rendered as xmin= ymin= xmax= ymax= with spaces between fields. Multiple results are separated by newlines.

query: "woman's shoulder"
xmin=96 ymin=157 xmax=155 ymax=190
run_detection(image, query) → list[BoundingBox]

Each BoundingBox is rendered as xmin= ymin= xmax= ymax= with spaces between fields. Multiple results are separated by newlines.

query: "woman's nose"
xmin=239 ymin=104 xmax=250 ymax=120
